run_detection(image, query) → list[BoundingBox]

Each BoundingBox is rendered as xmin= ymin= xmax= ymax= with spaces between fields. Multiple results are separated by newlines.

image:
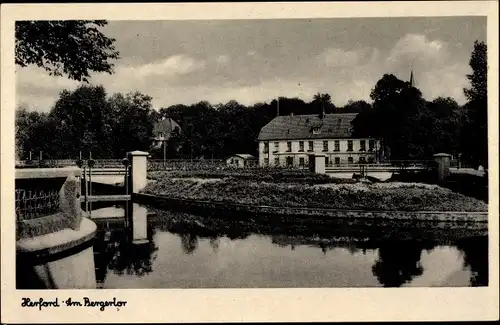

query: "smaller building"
xmin=226 ymin=154 xmax=257 ymax=168
xmin=152 ymin=118 xmax=182 ymax=149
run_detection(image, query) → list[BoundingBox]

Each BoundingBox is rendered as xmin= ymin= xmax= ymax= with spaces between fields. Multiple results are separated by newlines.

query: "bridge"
xmin=324 ymin=162 xmax=433 ymax=180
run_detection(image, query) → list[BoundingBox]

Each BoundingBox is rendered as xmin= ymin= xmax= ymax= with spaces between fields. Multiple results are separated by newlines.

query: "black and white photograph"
xmin=1 ymin=1 xmax=498 ymax=323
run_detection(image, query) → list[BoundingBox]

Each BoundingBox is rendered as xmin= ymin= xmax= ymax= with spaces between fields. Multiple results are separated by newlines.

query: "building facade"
xmin=257 ymin=113 xmax=382 ymax=167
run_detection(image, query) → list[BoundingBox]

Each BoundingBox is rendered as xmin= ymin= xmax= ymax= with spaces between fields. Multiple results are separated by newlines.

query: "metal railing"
xmin=15 ymin=188 xmax=60 ymax=221
xmin=15 ymin=167 xmax=83 ymax=239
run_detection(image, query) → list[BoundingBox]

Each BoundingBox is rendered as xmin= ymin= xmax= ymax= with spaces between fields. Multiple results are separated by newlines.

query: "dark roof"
xmin=228 ymin=154 xmax=256 ymax=160
xmin=153 ymin=118 xmax=181 ymax=138
xmin=257 ymin=113 xmax=358 ymax=141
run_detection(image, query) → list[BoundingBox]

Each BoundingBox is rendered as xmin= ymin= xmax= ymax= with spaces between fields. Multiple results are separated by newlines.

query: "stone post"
xmin=434 ymin=153 xmax=452 ymax=181
xmin=308 ymin=153 xmax=326 ymax=174
xmin=127 ymin=150 xmax=150 ymax=193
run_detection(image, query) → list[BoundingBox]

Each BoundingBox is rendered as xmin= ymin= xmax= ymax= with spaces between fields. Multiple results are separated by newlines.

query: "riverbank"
xmin=142 ymin=176 xmax=487 ymax=213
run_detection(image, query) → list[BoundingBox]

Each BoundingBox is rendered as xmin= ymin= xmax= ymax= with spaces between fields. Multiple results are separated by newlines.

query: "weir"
xmin=15 ymin=150 xmax=151 ymax=289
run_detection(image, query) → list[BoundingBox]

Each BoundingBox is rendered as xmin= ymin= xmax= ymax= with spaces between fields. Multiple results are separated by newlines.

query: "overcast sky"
xmin=16 ymin=16 xmax=486 ymax=112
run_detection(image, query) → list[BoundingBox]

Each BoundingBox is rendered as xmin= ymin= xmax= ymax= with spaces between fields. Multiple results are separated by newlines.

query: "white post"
xmin=314 ymin=154 xmax=326 ymax=174
xmin=127 ymin=151 xmax=150 ymax=193
xmin=132 ymin=203 xmax=149 ymax=245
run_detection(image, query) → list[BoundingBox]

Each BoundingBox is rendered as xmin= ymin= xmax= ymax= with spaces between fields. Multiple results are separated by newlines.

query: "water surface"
xmin=91 ymin=203 xmax=488 ymax=288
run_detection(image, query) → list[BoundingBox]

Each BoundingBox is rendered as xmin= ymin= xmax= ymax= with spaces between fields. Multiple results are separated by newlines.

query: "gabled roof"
xmin=228 ymin=154 xmax=256 ymax=160
xmin=257 ymin=113 xmax=358 ymax=141
xmin=153 ymin=118 xmax=181 ymax=138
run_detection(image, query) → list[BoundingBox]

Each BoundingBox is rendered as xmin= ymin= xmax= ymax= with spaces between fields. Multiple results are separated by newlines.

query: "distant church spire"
xmin=409 ymin=69 xmax=415 ymax=88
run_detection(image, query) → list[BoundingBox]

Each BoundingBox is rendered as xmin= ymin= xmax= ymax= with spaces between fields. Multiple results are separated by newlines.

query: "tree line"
xmin=16 ymin=40 xmax=487 ymax=168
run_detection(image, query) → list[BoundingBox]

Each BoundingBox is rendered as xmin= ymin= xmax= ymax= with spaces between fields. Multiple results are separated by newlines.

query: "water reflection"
xmin=371 ymin=241 xmax=428 ymax=287
xmin=456 ymin=236 xmax=488 ymax=286
xmin=180 ymin=233 xmax=199 ymax=254
xmin=90 ymin=204 xmax=488 ymax=288
xmin=92 ymin=203 xmax=158 ymax=286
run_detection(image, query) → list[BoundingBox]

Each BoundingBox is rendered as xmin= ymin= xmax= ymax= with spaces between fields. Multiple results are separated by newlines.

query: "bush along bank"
xmin=141 ymin=177 xmax=488 ymax=213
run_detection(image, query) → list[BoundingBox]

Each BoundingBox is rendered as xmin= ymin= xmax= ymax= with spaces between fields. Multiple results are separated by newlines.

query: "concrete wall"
xmin=16 ymin=167 xmax=97 ymax=289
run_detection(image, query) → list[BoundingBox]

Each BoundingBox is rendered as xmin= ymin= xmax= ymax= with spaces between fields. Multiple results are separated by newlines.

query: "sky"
xmin=16 ymin=16 xmax=486 ymax=112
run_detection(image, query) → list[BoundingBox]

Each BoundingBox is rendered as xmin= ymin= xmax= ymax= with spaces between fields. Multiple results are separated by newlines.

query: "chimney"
xmin=290 ymin=112 xmax=294 ymax=116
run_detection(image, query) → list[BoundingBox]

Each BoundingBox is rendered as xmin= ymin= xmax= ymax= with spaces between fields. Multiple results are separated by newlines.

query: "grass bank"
xmin=142 ymin=175 xmax=487 ymax=212
xmin=148 ymin=168 xmax=351 ymax=185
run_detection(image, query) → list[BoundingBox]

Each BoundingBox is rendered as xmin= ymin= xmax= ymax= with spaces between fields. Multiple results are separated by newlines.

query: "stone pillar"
xmin=127 ymin=150 xmax=149 ymax=193
xmin=308 ymin=154 xmax=326 ymax=174
xmin=434 ymin=153 xmax=452 ymax=181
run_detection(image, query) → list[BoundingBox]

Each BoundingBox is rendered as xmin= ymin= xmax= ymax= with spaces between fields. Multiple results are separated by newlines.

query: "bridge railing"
xmin=15 ymin=159 xmax=126 ymax=169
xmin=325 ymin=160 xmax=435 ymax=169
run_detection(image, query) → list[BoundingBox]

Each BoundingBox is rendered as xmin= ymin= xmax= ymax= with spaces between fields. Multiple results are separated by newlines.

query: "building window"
xmin=334 ymin=140 xmax=340 ymax=151
xmin=360 ymin=140 xmax=366 ymax=151
xmin=369 ymin=140 xmax=375 ymax=151
xmin=299 ymin=141 xmax=304 ymax=152
xmin=368 ymin=156 xmax=374 ymax=164
xmin=264 ymin=158 xmax=269 ymax=165
xmin=347 ymin=140 xmax=353 ymax=152
xmin=274 ymin=157 xmax=280 ymax=166
xmin=325 ymin=156 xmax=329 ymax=166
xmin=264 ymin=142 xmax=269 ymax=153
xmin=359 ymin=156 xmax=366 ymax=164
xmin=348 ymin=157 xmax=354 ymax=164
xmin=308 ymin=141 xmax=314 ymax=151
xmin=323 ymin=141 xmax=328 ymax=152
xmin=274 ymin=142 xmax=279 ymax=153
xmin=299 ymin=157 xmax=305 ymax=167
xmin=159 ymin=132 xmax=164 ymax=138
xmin=286 ymin=156 xmax=293 ymax=167
xmin=287 ymin=142 xmax=292 ymax=152
xmin=335 ymin=157 xmax=340 ymax=165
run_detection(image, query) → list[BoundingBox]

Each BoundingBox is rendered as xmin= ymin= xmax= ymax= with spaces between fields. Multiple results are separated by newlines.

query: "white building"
xmin=257 ymin=113 xmax=382 ymax=167
xmin=226 ymin=154 xmax=257 ymax=168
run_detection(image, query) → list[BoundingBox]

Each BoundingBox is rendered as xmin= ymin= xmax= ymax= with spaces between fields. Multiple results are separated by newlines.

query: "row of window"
xmin=263 ymin=139 xmax=375 ymax=153
xmin=263 ymin=156 xmax=375 ymax=166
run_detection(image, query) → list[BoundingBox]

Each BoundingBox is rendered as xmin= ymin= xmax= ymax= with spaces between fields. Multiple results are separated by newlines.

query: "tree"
xmin=462 ymin=41 xmax=488 ymax=168
xmin=49 ymin=85 xmax=110 ymax=158
xmin=311 ymin=92 xmax=336 ymax=116
xmin=352 ymin=74 xmax=428 ymax=159
xmin=15 ymin=107 xmax=50 ymax=160
xmin=108 ymin=92 xmax=156 ymax=157
xmin=338 ymin=100 xmax=371 ymax=113
xmin=425 ymin=97 xmax=464 ymax=157
xmin=464 ymin=41 xmax=487 ymax=102
xmin=15 ymin=20 xmax=119 ymax=82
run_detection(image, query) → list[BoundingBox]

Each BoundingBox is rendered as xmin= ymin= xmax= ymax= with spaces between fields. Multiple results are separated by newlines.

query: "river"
xmin=89 ymin=202 xmax=488 ymax=288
